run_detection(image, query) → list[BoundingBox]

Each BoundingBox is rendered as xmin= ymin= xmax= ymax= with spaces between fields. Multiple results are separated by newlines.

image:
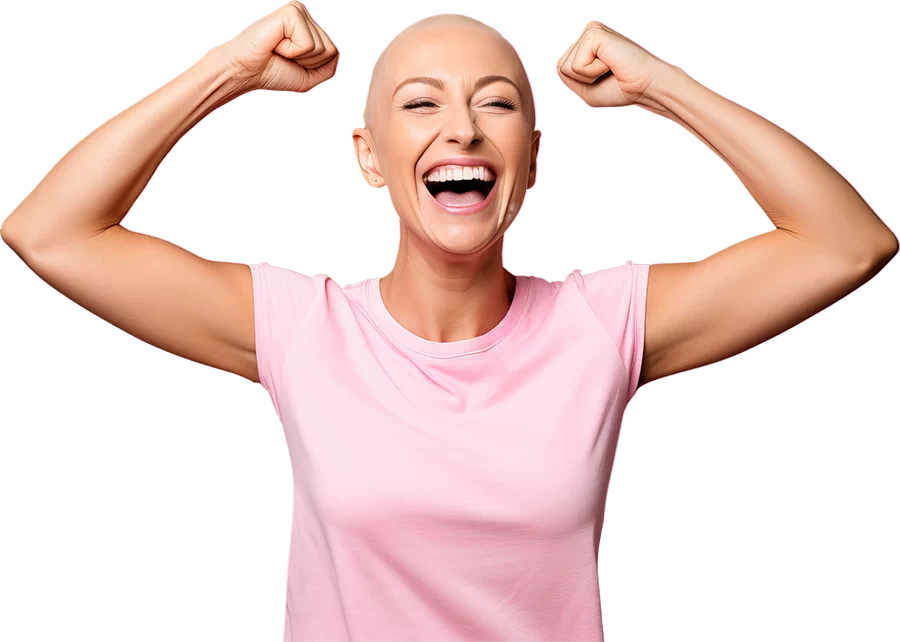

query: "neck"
xmin=380 ymin=248 xmax=516 ymax=344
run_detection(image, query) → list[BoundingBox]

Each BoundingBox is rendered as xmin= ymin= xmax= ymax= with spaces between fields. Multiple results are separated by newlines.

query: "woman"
xmin=2 ymin=2 xmax=896 ymax=640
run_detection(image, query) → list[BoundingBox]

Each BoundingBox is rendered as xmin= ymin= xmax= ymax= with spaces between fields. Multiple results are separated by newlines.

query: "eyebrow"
xmin=391 ymin=75 xmax=521 ymax=99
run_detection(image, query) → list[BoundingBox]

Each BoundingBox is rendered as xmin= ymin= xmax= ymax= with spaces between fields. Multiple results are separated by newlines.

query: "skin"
xmin=352 ymin=15 xmax=541 ymax=343
xmin=2 ymin=10 xmax=896 ymax=627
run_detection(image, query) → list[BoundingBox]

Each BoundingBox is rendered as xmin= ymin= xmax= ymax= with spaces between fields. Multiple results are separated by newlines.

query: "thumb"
xmin=304 ymin=51 xmax=340 ymax=88
xmin=569 ymin=28 xmax=610 ymax=84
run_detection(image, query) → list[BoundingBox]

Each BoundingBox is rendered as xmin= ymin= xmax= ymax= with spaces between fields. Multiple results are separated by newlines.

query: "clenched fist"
xmin=556 ymin=21 xmax=669 ymax=108
xmin=217 ymin=2 xmax=339 ymax=93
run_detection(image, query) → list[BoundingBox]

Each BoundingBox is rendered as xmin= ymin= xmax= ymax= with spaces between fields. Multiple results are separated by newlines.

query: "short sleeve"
xmin=574 ymin=260 xmax=651 ymax=402
xmin=247 ymin=262 xmax=320 ymax=418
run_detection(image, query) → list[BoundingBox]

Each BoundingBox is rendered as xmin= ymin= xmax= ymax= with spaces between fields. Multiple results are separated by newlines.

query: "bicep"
xmin=23 ymin=223 xmax=259 ymax=382
xmin=642 ymin=228 xmax=868 ymax=386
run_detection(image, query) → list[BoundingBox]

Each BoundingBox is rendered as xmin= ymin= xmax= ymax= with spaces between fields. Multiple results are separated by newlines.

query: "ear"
xmin=527 ymin=130 xmax=541 ymax=189
xmin=351 ymin=128 xmax=385 ymax=187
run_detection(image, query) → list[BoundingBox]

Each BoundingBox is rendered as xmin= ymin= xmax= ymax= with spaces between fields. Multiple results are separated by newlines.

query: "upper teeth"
xmin=425 ymin=165 xmax=496 ymax=183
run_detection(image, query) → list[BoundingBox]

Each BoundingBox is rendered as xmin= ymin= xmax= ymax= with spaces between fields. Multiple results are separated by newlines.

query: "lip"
xmin=421 ymin=175 xmax=499 ymax=216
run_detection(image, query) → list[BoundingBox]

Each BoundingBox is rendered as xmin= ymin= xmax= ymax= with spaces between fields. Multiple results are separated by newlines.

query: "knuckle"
xmin=298 ymin=38 xmax=317 ymax=56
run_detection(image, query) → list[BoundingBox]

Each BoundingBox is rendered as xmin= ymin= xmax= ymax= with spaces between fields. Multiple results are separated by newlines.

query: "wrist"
xmin=194 ymin=46 xmax=255 ymax=101
xmin=636 ymin=61 xmax=692 ymax=114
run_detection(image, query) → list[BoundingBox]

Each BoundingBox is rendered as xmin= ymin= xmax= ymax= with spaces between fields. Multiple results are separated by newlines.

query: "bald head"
xmin=363 ymin=14 xmax=536 ymax=138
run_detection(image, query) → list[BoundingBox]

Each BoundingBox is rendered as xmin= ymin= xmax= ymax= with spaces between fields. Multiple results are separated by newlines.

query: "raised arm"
xmin=1 ymin=46 xmax=259 ymax=379
xmin=557 ymin=21 xmax=898 ymax=391
xmin=632 ymin=64 xmax=897 ymax=388
xmin=1 ymin=2 xmax=338 ymax=383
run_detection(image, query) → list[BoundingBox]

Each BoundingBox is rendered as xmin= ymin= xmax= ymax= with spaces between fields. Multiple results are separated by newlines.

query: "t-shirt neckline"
xmin=366 ymin=274 xmax=531 ymax=358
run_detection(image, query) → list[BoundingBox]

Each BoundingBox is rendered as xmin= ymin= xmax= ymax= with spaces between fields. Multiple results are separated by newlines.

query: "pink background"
xmin=0 ymin=0 xmax=900 ymax=642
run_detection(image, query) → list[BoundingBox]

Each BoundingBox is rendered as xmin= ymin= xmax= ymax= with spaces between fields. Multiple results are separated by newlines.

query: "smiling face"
xmin=353 ymin=15 xmax=540 ymax=257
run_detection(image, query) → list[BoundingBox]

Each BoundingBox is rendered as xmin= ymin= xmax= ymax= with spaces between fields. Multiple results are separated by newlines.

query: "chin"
xmin=420 ymin=218 xmax=509 ymax=256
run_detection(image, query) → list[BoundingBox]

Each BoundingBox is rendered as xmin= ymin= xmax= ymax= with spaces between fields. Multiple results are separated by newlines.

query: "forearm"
xmin=1 ymin=46 xmax=245 ymax=255
xmin=638 ymin=64 xmax=898 ymax=263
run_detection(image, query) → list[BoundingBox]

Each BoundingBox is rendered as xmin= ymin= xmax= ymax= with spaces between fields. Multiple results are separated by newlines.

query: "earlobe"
xmin=366 ymin=158 xmax=385 ymax=186
xmin=364 ymin=174 xmax=385 ymax=187
xmin=527 ymin=130 xmax=541 ymax=188
xmin=525 ymin=129 xmax=541 ymax=189
xmin=352 ymin=128 xmax=385 ymax=187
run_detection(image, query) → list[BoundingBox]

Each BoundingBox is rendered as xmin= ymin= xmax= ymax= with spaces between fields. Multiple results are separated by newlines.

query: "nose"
xmin=441 ymin=103 xmax=482 ymax=148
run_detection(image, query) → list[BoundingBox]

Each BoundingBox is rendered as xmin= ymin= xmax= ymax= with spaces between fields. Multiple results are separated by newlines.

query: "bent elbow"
xmin=854 ymin=231 xmax=898 ymax=278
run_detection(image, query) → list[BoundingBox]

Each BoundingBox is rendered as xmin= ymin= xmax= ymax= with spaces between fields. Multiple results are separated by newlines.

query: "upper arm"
xmin=13 ymin=223 xmax=261 ymax=382
xmin=640 ymin=228 xmax=885 ymax=388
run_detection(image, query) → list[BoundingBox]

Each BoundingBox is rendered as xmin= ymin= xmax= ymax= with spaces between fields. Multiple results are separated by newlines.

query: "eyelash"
xmin=402 ymin=98 xmax=517 ymax=110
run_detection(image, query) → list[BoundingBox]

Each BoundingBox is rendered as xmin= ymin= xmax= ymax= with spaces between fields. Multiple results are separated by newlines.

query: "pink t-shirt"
xmin=248 ymin=260 xmax=650 ymax=641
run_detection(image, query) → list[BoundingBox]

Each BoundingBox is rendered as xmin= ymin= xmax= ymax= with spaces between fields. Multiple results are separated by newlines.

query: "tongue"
xmin=435 ymin=189 xmax=486 ymax=207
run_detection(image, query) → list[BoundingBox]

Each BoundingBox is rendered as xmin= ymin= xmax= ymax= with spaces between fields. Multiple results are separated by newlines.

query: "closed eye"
xmin=402 ymin=99 xmax=517 ymax=110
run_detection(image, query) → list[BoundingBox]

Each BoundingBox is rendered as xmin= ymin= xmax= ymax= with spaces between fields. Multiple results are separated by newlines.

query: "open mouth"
xmin=423 ymin=176 xmax=497 ymax=208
